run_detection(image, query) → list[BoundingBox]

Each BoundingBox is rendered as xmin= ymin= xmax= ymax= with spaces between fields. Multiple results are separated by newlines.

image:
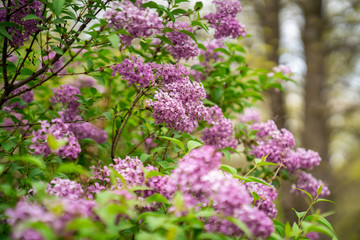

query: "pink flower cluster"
xmin=166 ymin=21 xmax=198 ymax=60
xmin=6 ymin=178 xmax=96 ymax=240
xmin=0 ymin=0 xmax=43 ymax=47
xmin=204 ymin=0 xmax=246 ymax=39
xmin=292 ymin=172 xmax=330 ymax=198
xmin=246 ymin=182 xmax=278 ymax=219
xmin=202 ymin=105 xmax=237 ymax=149
xmin=29 ymin=119 xmax=81 ymax=159
xmin=248 ymin=120 xmax=329 ymax=198
xmin=112 ymin=56 xmax=155 ymax=87
xmin=162 ymin=146 xmax=274 ymax=238
xmin=104 ymin=0 xmax=163 ymax=46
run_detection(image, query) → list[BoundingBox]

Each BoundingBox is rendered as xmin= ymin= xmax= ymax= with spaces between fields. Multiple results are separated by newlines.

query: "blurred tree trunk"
xmin=255 ymin=0 xmax=286 ymax=128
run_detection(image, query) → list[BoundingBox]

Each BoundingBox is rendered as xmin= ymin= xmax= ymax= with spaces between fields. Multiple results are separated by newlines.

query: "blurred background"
xmin=236 ymin=0 xmax=360 ymax=239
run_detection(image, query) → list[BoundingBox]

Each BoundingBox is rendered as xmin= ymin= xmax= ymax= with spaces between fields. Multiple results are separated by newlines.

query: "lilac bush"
xmin=0 ymin=0 xmax=336 ymax=239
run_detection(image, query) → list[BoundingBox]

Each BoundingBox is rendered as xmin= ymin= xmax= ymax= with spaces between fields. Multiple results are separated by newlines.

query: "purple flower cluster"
xmin=0 ymin=0 xmax=43 ymax=47
xmin=249 ymin=120 xmax=322 ymax=173
xmin=163 ymin=146 xmax=274 ymax=238
xmin=148 ymin=77 xmax=208 ymax=133
xmin=41 ymin=51 xmax=65 ymax=74
xmin=292 ymin=172 xmax=330 ymax=198
xmin=50 ymin=84 xmax=81 ymax=120
xmin=155 ymin=63 xmax=188 ymax=84
xmin=69 ymin=76 xmax=105 ymax=93
xmin=112 ymin=56 xmax=154 ymax=87
xmin=204 ymin=0 xmax=246 ymax=39
xmin=166 ymin=21 xmax=198 ymax=60
xmin=246 ymin=182 xmax=278 ymax=219
xmin=49 ymin=85 xmax=108 ymax=144
xmin=104 ymin=0 xmax=163 ymax=46
xmin=29 ymin=119 xmax=81 ymax=159
xmin=47 ymin=178 xmax=84 ymax=199
xmin=6 ymin=178 xmax=96 ymax=240
xmin=87 ymin=156 xmax=166 ymax=201
xmin=238 ymin=108 xmax=261 ymax=123
xmin=202 ymin=105 xmax=237 ymax=149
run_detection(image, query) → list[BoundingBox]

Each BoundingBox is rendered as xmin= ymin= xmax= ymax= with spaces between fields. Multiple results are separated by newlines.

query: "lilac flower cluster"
xmin=69 ymin=76 xmax=105 ymax=93
xmin=155 ymin=63 xmax=188 ymax=84
xmin=50 ymin=84 xmax=81 ymax=120
xmin=0 ymin=0 xmax=43 ymax=47
xmin=104 ymin=0 xmax=163 ymax=46
xmin=202 ymin=105 xmax=237 ymax=149
xmin=148 ymin=77 xmax=208 ymax=133
xmin=250 ymin=120 xmax=322 ymax=172
xmin=166 ymin=21 xmax=198 ymax=60
xmin=204 ymin=0 xmax=246 ymax=39
xmin=238 ymin=108 xmax=261 ymax=123
xmin=6 ymin=177 xmax=96 ymax=240
xmin=163 ymin=146 xmax=274 ymax=238
xmin=29 ymin=119 xmax=81 ymax=159
xmin=87 ymin=156 xmax=166 ymax=201
xmin=47 ymin=178 xmax=84 ymax=199
xmin=112 ymin=56 xmax=154 ymax=87
xmin=292 ymin=172 xmax=330 ymax=198
xmin=245 ymin=182 xmax=278 ymax=219
xmin=49 ymin=85 xmax=108 ymax=144
xmin=41 ymin=51 xmax=65 ymax=74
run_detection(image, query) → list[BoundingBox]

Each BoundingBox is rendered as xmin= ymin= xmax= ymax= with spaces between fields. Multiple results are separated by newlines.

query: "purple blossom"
xmin=69 ymin=76 xmax=105 ymax=93
xmin=112 ymin=56 xmax=154 ymax=87
xmin=285 ymin=148 xmax=322 ymax=172
xmin=47 ymin=178 xmax=84 ymax=199
xmin=245 ymin=182 xmax=278 ymax=219
xmin=0 ymin=0 xmax=43 ymax=47
xmin=202 ymin=105 xmax=237 ymax=149
xmin=155 ymin=63 xmax=188 ymax=84
xmin=50 ymin=85 xmax=81 ymax=120
xmin=166 ymin=21 xmax=198 ymax=60
xmin=204 ymin=0 xmax=246 ymax=39
xmin=41 ymin=51 xmax=66 ymax=74
xmin=68 ymin=121 xmax=108 ymax=144
xmin=306 ymin=232 xmax=320 ymax=240
xmin=292 ymin=171 xmax=330 ymax=198
xmin=147 ymin=78 xmax=208 ymax=133
xmin=29 ymin=118 xmax=81 ymax=159
xmin=238 ymin=108 xmax=261 ymax=123
xmin=104 ymin=0 xmax=163 ymax=45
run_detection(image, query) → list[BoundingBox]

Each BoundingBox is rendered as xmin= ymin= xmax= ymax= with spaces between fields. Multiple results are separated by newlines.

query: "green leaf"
xmin=305 ymin=215 xmax=335 ymax=232
xmin=179 ymin=30 xmax=197 ymax=43
xmin=257 ymin=161 xmax=278 ymax=167
xmin=146 ymin=193 xmax=169 ymax=204
xmin=57 ymin=163 xmax=86 ymax=175
xmin=296 ymin=188 xmax=313 ymax=202
xmin=194 ymin=1 xmax=203 ymax=10
xmin=221 ymin=148 xmax=231 ymax=161
xmin=226 ymin=217 xmax=253 ymax=238
xmin=108 ymin=34 xmax=120 ymax=49
xmin=47 ymin=134 xmax=67 ymax=152
xmin=1 ymin=139 xmax=17 ymax=152
xmin=159 ymin=136 xmax=185 ymax=152
xmin=0 ymin=27 xmax=13 ymax=41
xmin=292 ymin=208 xmax=307 ymax=220
xmin=140 ymin=153 xmax=151 ymax=163
xmin=220 ymin=164 xmax=237 ymax=175
xmin=314 ymin=198 xmax=336 ymax=204
xmin=22 ymin=14 xmax=43 ymax=21
xmin=53 ymin=0 xmax=65 ymax=16
xmin=10 ymin=155 xmax=46 ymax=169
xmin=103 ymin=112 xmax=111 ymax=120
xmin=187 ymin=140 xmax=202 ymax=152
xmin=316 ymin=185 xmax=323 ymax=196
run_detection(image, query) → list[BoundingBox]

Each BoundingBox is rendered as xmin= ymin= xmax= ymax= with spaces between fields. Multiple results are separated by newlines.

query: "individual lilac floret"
xmin=47 ymin=178 xmax=84 ymax=199
xmin=202 ymin=105 xmax=237 ymax=149
xmin=238 ymin=108 xmax=261 ymax=123
xmin=245 ymin=182 xmax=278 ymax=219
xmin=166 ymin=21 xmax=198 ymax=60
xmin=147 ymin=77 xmax=208 ymax=133
xmin=292 ymin=172 xmax=330 ymax=198
xmin=104 ymin=0 xmax=163 ymax=45
xmin=0 ymin=0 xmax=43 ymax=47
xmin=112 ymin=56 xmax=154 ymax=87
xmin=29 ymin=119 xmax=81 ymax=159
xmin=204 ymin=0 xmax=246 ymax=39
xmin=68 ymin=121 xmax=108 ymax=144
xmin=50 ymin=85 xmax=81 ymax=120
